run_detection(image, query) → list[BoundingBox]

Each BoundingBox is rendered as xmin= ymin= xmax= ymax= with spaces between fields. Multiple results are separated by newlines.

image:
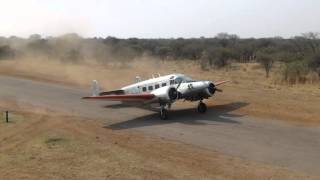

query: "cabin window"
xmin=142 ymin=87 xmax=147 ymax=92
xmin=155 ymin=84 xmax=160 ymax=89
xmin=170 ymin=80 xmax=174 ymax=85
xmin=161 ymin=83 xmax=166 ymax=87
xmin=148 ymin=86 xmax=153 ymax=91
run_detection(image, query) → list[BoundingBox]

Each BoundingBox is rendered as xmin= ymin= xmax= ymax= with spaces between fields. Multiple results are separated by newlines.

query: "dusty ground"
xmin=0 ymin=58 xmax=320 ymax=179
xmin=0 ymin=101 xmax=315 ymax=180
xmin=0 ymin=59 xmax=319 ymax=125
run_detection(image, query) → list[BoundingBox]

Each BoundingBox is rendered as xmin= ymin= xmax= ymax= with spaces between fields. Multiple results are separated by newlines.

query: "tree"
xmin=180 ymin=43 xmax=203 ymax=60
xmin=282 ymin=60 xmax=309 ymax=84
xmin=0 ymin=45 xmax=14 ymax=59
xmin=62 ymin=49 xmax=83 ymax=63
xmin=156 ymin=46 xmax=171 ymax=60
xmin=29 ymin=34 xmax=41 ymax=41
xmin=257 ymin=48 xmax=275 ymax=78
xmin=206 ymin=47 xmax=234 ymax=68
xmin=215 ymin=33 xmax=239 ymax=48
xmin=308 ymin=53 xmax=320 ymax=77
xmin=200 ymin=50 xmax=210 ymax=71
xmin=302 ymin=32 xmax=320 ymax=54
xmin=258 ymin=54 xmax=273 ymax=78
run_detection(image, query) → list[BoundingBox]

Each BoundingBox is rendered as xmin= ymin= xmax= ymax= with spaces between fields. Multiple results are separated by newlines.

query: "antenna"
xmin=135 ymin=76 xmax=141 ymax=83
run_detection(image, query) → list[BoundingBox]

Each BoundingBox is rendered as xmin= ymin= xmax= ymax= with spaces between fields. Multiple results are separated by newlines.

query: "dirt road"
xmin=1 ymin=75 xmax=320 ymax=175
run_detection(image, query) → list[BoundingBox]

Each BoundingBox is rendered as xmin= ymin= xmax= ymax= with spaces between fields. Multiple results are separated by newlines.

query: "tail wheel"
xmin=197 ymin=102 xmax=207 ymax=113
xmin=160 ymin=108 xmax=168 ymax=120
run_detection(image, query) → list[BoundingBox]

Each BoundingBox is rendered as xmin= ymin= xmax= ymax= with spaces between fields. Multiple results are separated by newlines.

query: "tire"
xmin=160 ymin=108 xmax=168 ymax=120
xmin=197 ymin=102 xmax=207 ymax=113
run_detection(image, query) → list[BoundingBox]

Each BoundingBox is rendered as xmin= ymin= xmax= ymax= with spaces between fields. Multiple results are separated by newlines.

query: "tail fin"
xmin=91 ymin=80 xmax=100 ymax=97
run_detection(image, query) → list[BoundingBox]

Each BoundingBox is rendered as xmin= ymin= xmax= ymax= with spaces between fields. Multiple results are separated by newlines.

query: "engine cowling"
xmin=168 ymin=87 xmax=178 ymax=101
xmin=204 ymin=82 xmax=216 ymax=96
xmin=152 ymin=86 xmax=178 ymax=102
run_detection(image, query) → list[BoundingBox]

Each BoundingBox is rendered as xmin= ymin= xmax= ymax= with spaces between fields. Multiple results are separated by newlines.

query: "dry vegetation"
xmin=0 ymin=41 xmax=319 ymax=179
xmin=0 ymin=100 xmax=316 ymax=180
xmin=0 ymin=58 xmax=319 ymax=125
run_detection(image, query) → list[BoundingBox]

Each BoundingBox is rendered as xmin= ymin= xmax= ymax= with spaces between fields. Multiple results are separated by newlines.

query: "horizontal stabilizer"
xmin=99 ymin=90 xmax=125 ymax=96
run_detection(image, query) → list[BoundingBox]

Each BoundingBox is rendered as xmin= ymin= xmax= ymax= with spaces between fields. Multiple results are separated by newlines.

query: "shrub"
xmin=282 ymin=60 xmax=309 ymax=84
xmin=205 ymin=47 xmax=234 ymax=68
xmin=257 ymin=47 xmax=276 ymax=78
xmin=0 ymin=45 xmax=15 ymax=60
xmin=308 ymin=53 xmax=320 ymax=77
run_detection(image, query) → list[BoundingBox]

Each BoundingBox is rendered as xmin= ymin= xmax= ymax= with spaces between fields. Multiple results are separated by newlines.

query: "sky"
xmin=0 ymin=0 xmax=319 ymax=38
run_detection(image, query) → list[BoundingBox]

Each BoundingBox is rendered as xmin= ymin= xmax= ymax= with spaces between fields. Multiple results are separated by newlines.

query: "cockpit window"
xmin=174 ymin=77 xmax=183 ymax=84
xmin=170 ymin=80 xmax=174 ymax=85
xmin=181 ymin=76 xmax=195 ymax=83
xmin=171 ymin=76 xmax=194 ymax=84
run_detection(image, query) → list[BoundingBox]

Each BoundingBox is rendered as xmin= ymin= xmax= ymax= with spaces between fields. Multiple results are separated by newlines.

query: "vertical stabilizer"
xmin=91 ymin=80 xmax=100 ymax=96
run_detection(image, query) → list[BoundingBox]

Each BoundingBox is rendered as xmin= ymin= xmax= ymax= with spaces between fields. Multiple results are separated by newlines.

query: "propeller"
xmin=208 ymin=82 xmax=223 ymax=95
xmin=175 ymin=77 xmax=183 ymax=90
xmin=175 ymin=77 xmax=184 ymax=99
xmin=168 ymin=87 xmax=178 ymax=101
xmin=208 ymin=83 xmax=216 ymax=94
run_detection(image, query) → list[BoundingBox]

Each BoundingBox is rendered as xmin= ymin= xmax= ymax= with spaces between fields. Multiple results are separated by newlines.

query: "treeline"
xmin=0 ymin=32 xmax=319 ymax=84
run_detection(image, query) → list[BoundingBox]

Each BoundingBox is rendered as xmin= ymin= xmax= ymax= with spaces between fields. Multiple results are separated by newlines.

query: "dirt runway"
xmin=1 ymin=75 xmax=320 ymax=175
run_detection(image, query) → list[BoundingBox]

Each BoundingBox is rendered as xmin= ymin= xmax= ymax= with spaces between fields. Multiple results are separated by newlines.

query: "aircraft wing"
xmin=83 ymin=80 xmax=155 ymax=102
xmin=82 ymin=93 xmax=155 ymax=102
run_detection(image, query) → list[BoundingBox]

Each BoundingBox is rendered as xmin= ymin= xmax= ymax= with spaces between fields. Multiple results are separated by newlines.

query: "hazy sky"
xmin=0 ymin=0 xmax=319 ymax=38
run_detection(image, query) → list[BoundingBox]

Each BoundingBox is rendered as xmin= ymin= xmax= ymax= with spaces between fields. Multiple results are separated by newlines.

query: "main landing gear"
xmin=160 ymin=106 xmax=168 ymax=120
xmin=197 ymin=101 xmax=207 ymax=113
xmin=159 ymin=101 xmax=207 ymax=120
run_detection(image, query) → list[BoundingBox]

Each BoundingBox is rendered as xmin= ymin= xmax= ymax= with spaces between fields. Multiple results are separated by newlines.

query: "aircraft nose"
xmin=205 ymin=81 xmax=212 ymax=86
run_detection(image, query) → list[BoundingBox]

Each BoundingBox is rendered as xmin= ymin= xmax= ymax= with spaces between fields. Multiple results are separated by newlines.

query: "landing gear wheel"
xmin=197 ymin=102 xmax=207 ymax=113
xmin=160 ymin=108 xmax=168 ymax=120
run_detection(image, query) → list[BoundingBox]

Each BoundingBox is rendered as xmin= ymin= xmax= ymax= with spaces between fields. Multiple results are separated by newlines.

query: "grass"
xmin=0 ymin=111 xmax=24 ymax=124
xmin=0 ymin=102 xmax=315 ymax=180
xmin=45 ymin=137 xmax=67 ymax=145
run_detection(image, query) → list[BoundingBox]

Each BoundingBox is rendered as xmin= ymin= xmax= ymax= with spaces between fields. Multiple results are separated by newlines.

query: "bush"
xmin=257 ymin=54 xmax=273 ymax=78
xmin=257 ymin=47 xmax=277 ymax=78
xmin=200 ymin=50 xmax=210 ymax=71
xmin=0 ymin=45 xmax=15 ymax=60
xmin=308 ymin=53 xmax=320 ymax=77
xmin=282 ymin=60 xmax=310 ymax=84
xmin=205 ymin=47 xmax=234 ymax=68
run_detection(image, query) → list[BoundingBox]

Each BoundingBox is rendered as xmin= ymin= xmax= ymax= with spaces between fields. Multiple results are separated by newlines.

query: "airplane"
xmin=82 ymin=73 xmax=228 ymax=120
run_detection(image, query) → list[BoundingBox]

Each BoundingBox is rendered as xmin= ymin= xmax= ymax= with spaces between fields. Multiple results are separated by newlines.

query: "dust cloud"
xmin=0 ymin=34 xmax=200 ymax=90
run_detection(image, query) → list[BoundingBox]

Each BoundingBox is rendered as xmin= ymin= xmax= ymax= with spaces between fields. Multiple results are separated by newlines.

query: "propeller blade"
xmin=176 ymin=81 xmax=182 ymax=89
xmin=215 ymin=88 xmax=223 ymax=92
xmin=176 ymin=77 xmax=183 ymax=90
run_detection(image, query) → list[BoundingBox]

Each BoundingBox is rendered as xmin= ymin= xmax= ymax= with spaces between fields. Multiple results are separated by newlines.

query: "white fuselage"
xmin=121 ymin=74 xmax=213 ymax=103
xmin=121 ymin=74 xmax=178 ymax=94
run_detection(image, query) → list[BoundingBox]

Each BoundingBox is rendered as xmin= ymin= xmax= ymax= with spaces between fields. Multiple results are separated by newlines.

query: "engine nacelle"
xmin=152 ymin=86 xmax=178 ymax=103
xmin=204 ymin=82 xmax=216 ymax=97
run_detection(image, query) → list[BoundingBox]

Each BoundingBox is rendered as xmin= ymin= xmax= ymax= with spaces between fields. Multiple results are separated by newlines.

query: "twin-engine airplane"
xmin=82 ymin=74 xmax=228 ymax=120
